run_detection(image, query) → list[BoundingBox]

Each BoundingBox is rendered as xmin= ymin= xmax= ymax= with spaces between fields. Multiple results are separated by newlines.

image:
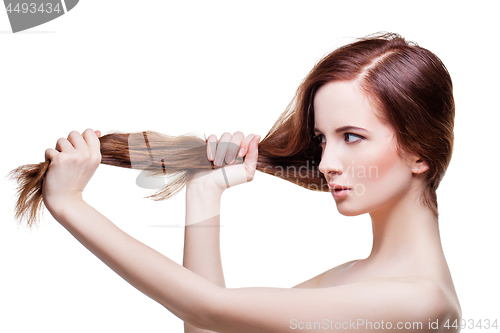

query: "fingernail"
xmin=226 ymin=155 xmax=234 ymax=164
xmin=239 ymin=148 xmax=245 ymax=156
xmin=215 ymin=157 xmax=223 ymax=166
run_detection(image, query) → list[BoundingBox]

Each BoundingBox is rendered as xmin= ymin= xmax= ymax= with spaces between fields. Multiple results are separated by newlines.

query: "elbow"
xmin=196 ymin=288 xmax=227 ymax=331
xmin=173 ymin=286 xmax=227 ymax=331
xmin=183 ymin=313 xmax=214 ymax=331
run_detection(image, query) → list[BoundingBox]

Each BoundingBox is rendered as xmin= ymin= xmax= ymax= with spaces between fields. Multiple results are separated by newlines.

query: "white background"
xmin=1 ymin=1 xmax=499 ymax=332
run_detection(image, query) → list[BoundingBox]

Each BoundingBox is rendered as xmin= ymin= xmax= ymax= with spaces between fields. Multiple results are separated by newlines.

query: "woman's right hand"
xmin=187 ymin=131 xmax=261 ymax=193
xmin=42 ymin=129 xmax=102 ymax=218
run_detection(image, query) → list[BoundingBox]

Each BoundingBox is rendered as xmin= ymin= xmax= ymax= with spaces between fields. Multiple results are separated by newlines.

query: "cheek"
xmin=368 ymin=148 xmax=400 ymax=180
xmin=335 ymin=143 xmax=412 ymax=216
xmin=351 ymin=144 xmax=410 ymax=198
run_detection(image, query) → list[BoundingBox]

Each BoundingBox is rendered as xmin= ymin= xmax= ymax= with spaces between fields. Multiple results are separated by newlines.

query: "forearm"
xmin=184 ymin=181 xmax=225 ymax=286
xmin=53 ymin=201 xmax=221 ymax=328
xmin=183 ymin=182 xmax=225 ymax=333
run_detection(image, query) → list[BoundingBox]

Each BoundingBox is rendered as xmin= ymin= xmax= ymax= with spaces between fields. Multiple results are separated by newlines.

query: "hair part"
xmin=303 ymin=32 xmax=455 ymax=217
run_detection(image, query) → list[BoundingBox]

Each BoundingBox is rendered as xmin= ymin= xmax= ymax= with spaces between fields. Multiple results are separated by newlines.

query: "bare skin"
xmin=183 ymin=129 xmax=461 ymax=333
xmin=309 ymin=82 xmax=461 ymax=318
xmin=43 ymin=81 xmax=460 ymax=332
xmin=182 ymin=83 xmax=460 ymax=332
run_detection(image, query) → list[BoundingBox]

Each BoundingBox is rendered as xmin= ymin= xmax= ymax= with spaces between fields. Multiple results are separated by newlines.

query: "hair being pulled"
xmin=8 ymin=129 xmax=326 ymax=228
xmin=8 ymin=32 xmax=454 ymax=228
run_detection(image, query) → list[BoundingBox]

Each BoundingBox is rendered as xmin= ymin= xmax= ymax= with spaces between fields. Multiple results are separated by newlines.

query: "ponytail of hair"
xmin=8 ymin=32 xmax=454 ymax=227
xmin=8 ymin=128 xmax=326 ymax=228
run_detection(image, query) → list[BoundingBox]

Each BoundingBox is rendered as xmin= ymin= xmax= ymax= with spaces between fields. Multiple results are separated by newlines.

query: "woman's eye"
xmin=320 ymin=135 xmax=326 ymax=145
xmin=313 ymin=133 xmax=363 ymax=147
xmin=313 ymin=134 xmax=326 ymax=147
xmin=345 ymin=133 xmax=363 ymax=143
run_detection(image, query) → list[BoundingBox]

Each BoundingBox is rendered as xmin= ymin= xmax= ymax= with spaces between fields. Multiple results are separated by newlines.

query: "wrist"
xmin=186 ymin=176 xmax=225 ymax=197
xmin=187 ymin=165 xmax=248 ymax=193
xmin=185 ymin=181 xmax=223 ymax=227
xmin=48 ymin=197 xmax=87 ymax=223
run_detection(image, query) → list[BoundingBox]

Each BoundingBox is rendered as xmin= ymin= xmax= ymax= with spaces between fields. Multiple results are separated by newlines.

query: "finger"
xmin=206 ymin=134 xmax=218 ymax=161
xmin=45 ymin=147 xmax=59 ymax=162
xmin=225 ymin=131 xmax=244 ymax=164
xmin=82 ymin=128 xmax=101 ymax=158
xmin=244 ymin=135 xmax=260 ymax=181
xmin=67 ymin=130 xmax=88 ymax=151
xmin=95 ymin=130 xmax=101 ymax=138
xmin=214 ymin=132 xmax=232 ymax=167
xmin=55 ymin=137 xmax=75 ymax=153
xmin=238 ymin=134 xmax=257 ymax=157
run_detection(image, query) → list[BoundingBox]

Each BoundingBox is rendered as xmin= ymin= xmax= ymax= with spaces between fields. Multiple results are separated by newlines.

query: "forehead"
xmin=313 ymin=80 xmax=387 ymax=133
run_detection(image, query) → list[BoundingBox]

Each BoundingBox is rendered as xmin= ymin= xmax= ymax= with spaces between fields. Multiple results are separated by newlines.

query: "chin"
xmin=335 ymin=202 xmax=369 ymax=217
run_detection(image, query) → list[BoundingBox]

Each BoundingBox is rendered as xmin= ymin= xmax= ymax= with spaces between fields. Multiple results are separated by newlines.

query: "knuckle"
xmin=45 ymin=148 xmax=57 ymax=161
xmin=68 ymin=130 xmax=80 ymax=137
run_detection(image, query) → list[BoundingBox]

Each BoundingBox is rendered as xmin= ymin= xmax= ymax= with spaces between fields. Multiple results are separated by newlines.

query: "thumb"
xmin=244 ymin=135 xmax=260 ymax=181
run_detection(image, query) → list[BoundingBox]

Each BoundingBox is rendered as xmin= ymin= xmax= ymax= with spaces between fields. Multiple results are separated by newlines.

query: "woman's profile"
xmin=9 ymin=32 xmax=461 ymax=332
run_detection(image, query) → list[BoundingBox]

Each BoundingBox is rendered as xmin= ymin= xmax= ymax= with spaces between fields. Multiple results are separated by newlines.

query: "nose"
xmin=318 ymin=148 xmax=343 ymax=179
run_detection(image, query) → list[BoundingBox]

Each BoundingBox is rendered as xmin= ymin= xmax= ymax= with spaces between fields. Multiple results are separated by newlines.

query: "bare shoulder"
xmin=355 ymin=276 xmax=462 ymax=332
xmin=410 ymin=277 xmax=462 ymax=333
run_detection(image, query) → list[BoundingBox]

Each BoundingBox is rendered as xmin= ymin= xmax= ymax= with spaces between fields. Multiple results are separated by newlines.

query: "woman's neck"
xmin=365 ymin=183 xmax=444 ymax=271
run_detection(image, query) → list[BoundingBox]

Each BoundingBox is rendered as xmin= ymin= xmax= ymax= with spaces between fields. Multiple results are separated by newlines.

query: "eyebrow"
xmin=313 ymin=125 xmax=369 ymax=134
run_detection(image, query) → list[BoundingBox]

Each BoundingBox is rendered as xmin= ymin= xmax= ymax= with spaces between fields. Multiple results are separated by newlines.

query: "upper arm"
xmin=202 ymin=277 xmax=452 ymax=333
xmin=291 ymin=269 xmax=329 ymax=289
xmin=291 ymin=260 xmax=357 ymax=289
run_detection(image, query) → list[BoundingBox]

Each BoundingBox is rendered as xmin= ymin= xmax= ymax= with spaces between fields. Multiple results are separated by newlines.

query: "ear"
xmin=411 ymin=157 xmax=429 ymax=174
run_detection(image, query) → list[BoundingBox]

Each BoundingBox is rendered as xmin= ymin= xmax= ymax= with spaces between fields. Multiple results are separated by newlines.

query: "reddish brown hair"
xmin=8 ymin=32 xmax=454 ymax=227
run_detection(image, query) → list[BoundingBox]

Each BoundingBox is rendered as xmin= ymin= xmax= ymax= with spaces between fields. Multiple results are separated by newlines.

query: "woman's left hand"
xmin=43 ymin=128 xmax=102 ymax=217
xmin=187 ymin=131 xmax=260 ymax=193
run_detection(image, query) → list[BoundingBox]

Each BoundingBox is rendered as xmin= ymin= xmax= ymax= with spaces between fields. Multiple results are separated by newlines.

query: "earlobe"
xmin=413 ymin=158 xmax=429 ymax=174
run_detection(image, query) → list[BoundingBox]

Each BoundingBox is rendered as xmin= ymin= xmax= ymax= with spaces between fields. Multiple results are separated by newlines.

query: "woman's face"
xmin=313 ymin=80 xmax=416 ymax=216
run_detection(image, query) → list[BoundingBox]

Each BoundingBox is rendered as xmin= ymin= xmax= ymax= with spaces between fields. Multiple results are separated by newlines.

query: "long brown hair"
xmin=8 ymin=32 xmax=454 ymax=228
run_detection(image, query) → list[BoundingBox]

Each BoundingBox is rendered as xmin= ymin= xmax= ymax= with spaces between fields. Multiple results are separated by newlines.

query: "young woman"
xmin=39 ymin=33 xmax=461 ymax=332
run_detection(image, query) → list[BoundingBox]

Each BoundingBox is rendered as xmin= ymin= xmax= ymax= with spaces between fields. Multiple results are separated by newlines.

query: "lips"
xmin=328 ymin=183 xmax=351 ymax=199
xmin=328 ymin=183 xmax=351 ymax=191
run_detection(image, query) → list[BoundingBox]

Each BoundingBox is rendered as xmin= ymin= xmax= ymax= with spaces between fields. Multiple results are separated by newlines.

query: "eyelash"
xmin=312 ymin=133 xmax=364 ymax=147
